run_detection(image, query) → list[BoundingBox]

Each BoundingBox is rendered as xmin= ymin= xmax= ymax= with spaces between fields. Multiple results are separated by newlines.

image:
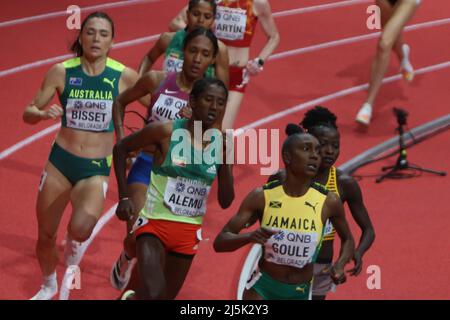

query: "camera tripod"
xmin=376 ymin=110 xmax=447 ymax=183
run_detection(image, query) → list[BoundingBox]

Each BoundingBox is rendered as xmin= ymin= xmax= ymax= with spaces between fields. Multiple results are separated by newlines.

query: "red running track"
xmin=0 ymin=0 xmax=449 ymax=299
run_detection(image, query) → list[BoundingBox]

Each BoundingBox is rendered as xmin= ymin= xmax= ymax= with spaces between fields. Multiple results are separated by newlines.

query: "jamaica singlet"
xmin=322 ymin=166 xmax=340 ymax=242
xmin=261 ymin=181 xmax=327 ymax=269
xmin=59 ymin=57 xmax=124 ymax=132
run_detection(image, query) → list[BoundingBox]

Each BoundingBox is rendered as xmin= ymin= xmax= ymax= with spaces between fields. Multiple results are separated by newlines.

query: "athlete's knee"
xmin=68 ymin=219 xmax=96 ymax=242
xmin=37 ymin=230 xmax=57 ymax=248
xmin=139 ymin=279 xmax=166 ymax=300
xmin=378 ymin=36 xmax=395 ymax=54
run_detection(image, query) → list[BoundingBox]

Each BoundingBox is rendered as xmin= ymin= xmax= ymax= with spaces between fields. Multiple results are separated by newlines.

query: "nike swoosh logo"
xmin=164 ymin=89 xmax=179 ymax=95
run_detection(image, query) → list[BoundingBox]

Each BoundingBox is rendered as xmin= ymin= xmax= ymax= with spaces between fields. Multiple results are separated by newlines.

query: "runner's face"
xmin=286 ymin=135 xmax=321 ymax=178
xmin=192 ymin=84 xmax=227 ymax=128
xmin=187 ymin=1 xmax=215 ymax=31
xmin=312 ymin=127 xmax=340 ymax=170
xmin=80 ymin=18 xmax=113 ymax=59
xmin=183 ymin=35 xmax=215 ymax=79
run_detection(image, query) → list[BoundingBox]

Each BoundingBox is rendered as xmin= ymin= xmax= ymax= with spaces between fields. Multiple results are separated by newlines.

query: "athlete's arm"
xmin=214 ymin=188 xmax=276 ymax=252
xmin=215 ymin=41 xmax=230 ymax=88
xmin=113 ymin=121 xmax=172 ymax=221
xmin=323 ymin=192 xmax=355 ymax=285
xmin=340 ymin=173 xmax=375 ymax=276
xmin=217 ymin=163 xmax=234 ymax=209
xmin=23 ymin=63 xmax=65 ymax=124
xmin=251 ymin=0 xmax=280 ymax=64
xmin=112 ymin=71 xmax=163 ymax=140
xmin=119 ymin=67 xmax=151 ymax=107
xmin=138 ymin=32 xmax=173 ymax=76
xmin=169 ymin=5 xmax=188 ymax=31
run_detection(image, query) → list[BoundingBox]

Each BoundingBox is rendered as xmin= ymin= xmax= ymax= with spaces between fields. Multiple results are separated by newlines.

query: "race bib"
xmin=66 ymin=98 xmax=112 ymax=131
xmin=150 ymin=93 xmax=187 ymax=122
xmin=163 ymin=176 xmax=210 ymax=217
xmin=164 ymin=53 xmax=184 ymax=73
xmin=264 ymin=229 xmax=320 ymax=269
xmin=214 ymin=6 xmax=247 ymax=41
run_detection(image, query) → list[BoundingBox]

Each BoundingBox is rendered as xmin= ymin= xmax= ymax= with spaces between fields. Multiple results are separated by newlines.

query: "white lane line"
xmin=273 ymin=0 xmax=371 ymax=18
xmin=1 ymin=0 xmax=365 ymax=29
xmin=0 ymin=0 xmax=161 ymax=28
xmin=2 ymin=32 xmax=450 ymax=161
xmin=0 ymin=123 xmax=60 ymax=160
xmin=269 ymin=17 xmax=450 ymax=61
xmin=74 ymin=61 xmax=450 ymax=298
xmin=0 ymin=0 xmax=378 ymax=79
xmin=236 ymin=61 xmax=450 ymax=135
xmin=2 ymin=15 xmax=449 ymax=79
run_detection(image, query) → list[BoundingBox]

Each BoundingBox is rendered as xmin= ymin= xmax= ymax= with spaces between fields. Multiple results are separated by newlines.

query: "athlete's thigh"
xmin=36 ymin=162 xmax=72 ymax=237
xmin=381 ymin=0 xmax=418 ymax=41
xmin=376 ymin=0 xmax=395 ymax=27
xmin=223 ymin=91 xmax=245 ymax=129
xmin=70 ymin=175 xmax=108 ymax=222
xmin=164 ymin=253 xmax=194 ymax=299
xmin=243 ymin=288 xmax=264 ymax=300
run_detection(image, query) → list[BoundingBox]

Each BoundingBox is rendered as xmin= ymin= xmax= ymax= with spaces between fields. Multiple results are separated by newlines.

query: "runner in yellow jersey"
xmin=214 ymin=132 xmax=354 ymax=300
xmin=271 ymin=106 xmax=375 ymax=300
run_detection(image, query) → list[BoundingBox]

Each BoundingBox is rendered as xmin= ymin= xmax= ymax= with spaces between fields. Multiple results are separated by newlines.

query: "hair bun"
xmin=285 ymin=123 xmax=303 ymax=136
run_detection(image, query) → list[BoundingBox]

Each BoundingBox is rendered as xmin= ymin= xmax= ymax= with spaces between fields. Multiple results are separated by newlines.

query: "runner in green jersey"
xmin=114 ymin=78 xmax=235 ymax=300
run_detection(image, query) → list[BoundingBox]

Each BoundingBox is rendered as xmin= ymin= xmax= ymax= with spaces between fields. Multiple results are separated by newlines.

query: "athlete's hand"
xmin=347 ymin=251 xmax=363 ymax=276
xmin=246 ymin=58 xmax=263 ymax=76
xmin=330 ymin=264 xmax=347 ymax=285
xmin=116 ymin=198 xmax=135 ymax=221
xmin=41 ymin=104 xmax=63 ymax=120
xmin=179 ymin=105 xmax=192 ymax=119
xmin=248 ymin=227 xmax=278 ymax=245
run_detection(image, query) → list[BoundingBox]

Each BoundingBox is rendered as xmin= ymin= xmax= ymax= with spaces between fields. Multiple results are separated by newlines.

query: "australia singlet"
xmin=261 ymin=181 xmax=327 ymax=269
xmin=214 ymin=0 xmax=258 ymax=47
xmin=59 ymin=57 xmax=124 ymax=132
xmin=147 ymin=72 xmax=189 ymax=123
xmin=140 ymin=118 xmax=221 ymax=225
xmin=164 ymin=30 xmax=215 ymax=78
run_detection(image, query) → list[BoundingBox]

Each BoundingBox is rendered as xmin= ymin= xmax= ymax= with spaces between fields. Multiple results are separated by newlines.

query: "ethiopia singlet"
xmin=60 ymin=57 xmax=124 ymax=132
xmin=140 ymin=118 xmax=221 ymax=225
xmin=147 ymin=72 xmax=189 ymax=123
xmin=261 ymin=181 xmax=327 ymax=269
xmin=322 ymin=166 xmax=340 ymax=242
xmin=214 ymin=0 xmax=258 ymax=47
xmin=164 ymin=30 xmax=215 ymax=78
